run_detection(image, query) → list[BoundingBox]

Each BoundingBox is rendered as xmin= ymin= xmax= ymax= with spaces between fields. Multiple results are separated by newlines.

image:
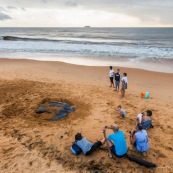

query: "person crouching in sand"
xmin=129 ymin=123 xmax=149 ymax=157
xmin=121 ymin=73 xmax=128 ymax=96
xmin=102 ymin=124 xmax=128 ymax=158
xmin=116 ymin=105 xmax=126 ymax=118
xmin=75 ymin=133 xmax=105 ymax=156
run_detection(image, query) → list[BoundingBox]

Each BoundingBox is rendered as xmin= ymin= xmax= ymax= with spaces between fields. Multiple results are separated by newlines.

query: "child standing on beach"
xmin=109 ymin=66 xmax=114 ymax=87
xmin=121 ymin=73 xmax=128 ymax=96
xmin=114 ymin=69 xmax=120 ymax=92
xmin=116 ymin=105 xmax=126 ymax=118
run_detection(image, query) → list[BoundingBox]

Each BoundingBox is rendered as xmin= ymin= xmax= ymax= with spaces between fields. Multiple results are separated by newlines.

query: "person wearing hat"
xmin=102 ymin=124 xmax=128 ymax=158
xmin=129 ymin=123 xmax=150 ymax=156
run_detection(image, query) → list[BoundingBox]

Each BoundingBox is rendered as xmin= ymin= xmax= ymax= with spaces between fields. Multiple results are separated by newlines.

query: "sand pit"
xmin=35 ymin=98 xmax=76 ymax=121
xmin=0 ymin=59 xmax=173 ymax=173
xmin=0 ymin=80 xmax=91 ymax=173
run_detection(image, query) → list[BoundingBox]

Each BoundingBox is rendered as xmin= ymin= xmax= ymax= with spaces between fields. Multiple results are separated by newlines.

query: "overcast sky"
xmin=0 ymin=0 xmax=173 ymax=27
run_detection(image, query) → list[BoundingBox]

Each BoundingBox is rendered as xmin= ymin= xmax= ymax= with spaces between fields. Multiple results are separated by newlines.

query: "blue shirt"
xmin=76 ymin=137 xmax=93 ymax=154
xmin=135 ymin=130 xmax=149 ymax=152
xmin=108 ymin=130 xmax=128 ymax=156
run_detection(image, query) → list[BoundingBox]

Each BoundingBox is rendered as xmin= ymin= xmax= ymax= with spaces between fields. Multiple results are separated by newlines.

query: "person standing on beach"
xmin=121 ymin=73 xmax=128 ymax=96
xmin=114 ymin=69 xmax=120 ymax=91
xmin=109 ymin=66 xmax=114 ymax=87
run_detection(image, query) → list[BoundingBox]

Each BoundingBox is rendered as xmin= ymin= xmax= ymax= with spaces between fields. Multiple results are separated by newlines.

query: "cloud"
xmin=65 ymin=1 xmax=78 ymax=7
xmin=21 ymin=7 xmax=26 ymax=11
xmin=0 ymin=7 xmax=7 ymax=12
xmin=0 ymin=0 xmax=172 ymax=26
xmin=41 ymin=0 xmax=47 ymax=3
xmin=0 ymin=11 xmax=12 ymax=20
xmin=7 ymin=6 xmax=17 ymax=9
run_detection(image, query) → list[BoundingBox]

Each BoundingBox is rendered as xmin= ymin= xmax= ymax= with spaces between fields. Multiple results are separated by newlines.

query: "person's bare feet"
xmin=129 ymin=147 xmax=135 ymax=151
xmin=101 ymin=138 xmax=106 ymax=144
xmin=107 ymin=153 xmax=113 ymax=158
xmin=142 ymin=152 xmax=147 ymax=157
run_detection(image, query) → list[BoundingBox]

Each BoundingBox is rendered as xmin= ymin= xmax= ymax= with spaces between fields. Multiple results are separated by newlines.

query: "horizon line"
xmin=0 ymin=26 xmax=173 ymax=28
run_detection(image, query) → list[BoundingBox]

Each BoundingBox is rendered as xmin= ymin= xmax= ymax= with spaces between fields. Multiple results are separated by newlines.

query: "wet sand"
xmin=0 ymin=58 xmax=173 ymax=173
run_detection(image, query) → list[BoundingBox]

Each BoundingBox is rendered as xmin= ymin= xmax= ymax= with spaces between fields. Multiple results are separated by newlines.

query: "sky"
xmin=0 ymin=0 xmax=173 ymax=27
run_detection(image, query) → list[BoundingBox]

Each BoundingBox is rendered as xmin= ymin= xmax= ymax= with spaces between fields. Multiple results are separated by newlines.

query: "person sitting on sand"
xmin=116 ymin=105 xmax=126 ymax=118
xmin=103 ymin=124 xmax=128 ymax=158
xmin=129 ymin=123 xmax=149 ymax=156
xmin=137 ymin=110 xmax=153 ymax=129
xmin=137 ymin=112 xmax=144 ymax=123
xmin=109 ymin=66 xmax=114 ymax=87
xmin=75 ymin=133 xmax=105 ymax=156
xmin=114 ymin=69 xmax=120 ymax=92
xmin=121 ymin=73 xmax=128 ymax=96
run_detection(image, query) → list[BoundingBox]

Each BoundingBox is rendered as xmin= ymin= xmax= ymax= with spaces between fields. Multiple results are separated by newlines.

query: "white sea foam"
xmin=0 ymin=27 xmax=173 ymax=73
xmin=0 ymin=40 xmax=173 ymax=60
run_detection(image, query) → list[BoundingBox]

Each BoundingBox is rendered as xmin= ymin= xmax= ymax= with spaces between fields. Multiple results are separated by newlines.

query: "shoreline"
xmin=0 ymin=57 xmax=173 ymax=74
xmin=0 ymin=58 xmax=173 ymax=173
xmin=0 ymin=58 xmax=173 ymax=102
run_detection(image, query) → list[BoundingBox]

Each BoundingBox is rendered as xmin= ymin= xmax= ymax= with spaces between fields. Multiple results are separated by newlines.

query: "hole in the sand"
xmin=35 ymin=98 xmax=76 ymax=121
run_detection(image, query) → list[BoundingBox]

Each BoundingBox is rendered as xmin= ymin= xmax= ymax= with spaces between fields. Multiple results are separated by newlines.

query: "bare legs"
xmin=101 ymin=138 xmax=106 ymax=144
xmin=106 ymin=140 xmax=114 ymax=158
xmin=115 ymin=85 xmax=120 ymax=92
xmin=121 ymin=89 xmax=125 ymax=96
xmin=110 ymin=81 xmax=114 ymax=87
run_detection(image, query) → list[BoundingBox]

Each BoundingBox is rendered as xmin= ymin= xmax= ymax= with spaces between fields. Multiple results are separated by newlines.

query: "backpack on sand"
xmin=71 ymin=141 xmax=82 ymax=155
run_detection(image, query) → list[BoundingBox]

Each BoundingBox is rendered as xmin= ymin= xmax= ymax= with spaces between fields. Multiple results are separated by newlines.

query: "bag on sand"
xmin=71 ymin=142 xmax=82 ymax=155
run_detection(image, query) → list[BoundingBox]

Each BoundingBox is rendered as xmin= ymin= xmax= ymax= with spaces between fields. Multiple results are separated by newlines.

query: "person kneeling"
xmin=75 ymin=133 xmax=105 ymax=156
xmin=129 ymin=123 xmax=149 ymax=156
xmin=103 ymin=124 xmax=128 ymax=158
xmin=137 ymin=110 xmax=154 ymax=129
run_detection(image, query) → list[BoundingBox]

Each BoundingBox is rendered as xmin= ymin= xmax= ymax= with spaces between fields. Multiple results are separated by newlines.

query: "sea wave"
xmin=1 ymin=35 xmax=167 ymax=47
xmin=2 ymin=36 xmax=58 ymax=42
xmin=1 ymin=39 xmax=173 ymax=60
xmin=1 ymin=27 xmax=173 ymax=73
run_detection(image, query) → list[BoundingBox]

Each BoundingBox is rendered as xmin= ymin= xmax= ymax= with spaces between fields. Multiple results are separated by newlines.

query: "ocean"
xmin=0 ymin=27 xmax=173 ymax=73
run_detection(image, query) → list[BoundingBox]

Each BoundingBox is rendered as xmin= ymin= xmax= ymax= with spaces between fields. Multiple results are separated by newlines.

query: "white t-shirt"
xmin=109 ymin=69 xmax=114 ymax=77
xmin=122 ymin=76 xmax=128 ymax=84
xmin=137 ymin=113 xmax=143 ymax=123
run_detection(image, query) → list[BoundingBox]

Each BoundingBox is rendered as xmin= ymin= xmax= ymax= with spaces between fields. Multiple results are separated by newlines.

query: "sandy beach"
xmin=0 ymin=58 xmax=173 ymax=173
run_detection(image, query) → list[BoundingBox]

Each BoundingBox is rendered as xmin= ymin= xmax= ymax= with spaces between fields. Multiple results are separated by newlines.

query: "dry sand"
xmin=0 ymin=58 xmax=173 ymax=173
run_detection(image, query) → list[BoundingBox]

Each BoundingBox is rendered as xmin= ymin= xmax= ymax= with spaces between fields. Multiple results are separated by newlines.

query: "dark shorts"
xmin=110 ymin=77 xmax=113 ymax=83
xmin=110 ymin=145 xmax=127 ymax=158
xmin=134 ymin=141 xmax=137 ymax=147
xmin=85 ymin=141 xmax=102 ymax=156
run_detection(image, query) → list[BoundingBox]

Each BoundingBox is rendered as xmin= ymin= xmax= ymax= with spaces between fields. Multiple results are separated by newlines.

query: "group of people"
xmin=71 ymin=66 xmax=153 ymax=160
xmin=73 ymin=110 xmax=153 ymax=158
xmin=109 ymin=66 xmax=128 ymax=96
xmin=117 ymin=105 xmax=153 ymax=130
